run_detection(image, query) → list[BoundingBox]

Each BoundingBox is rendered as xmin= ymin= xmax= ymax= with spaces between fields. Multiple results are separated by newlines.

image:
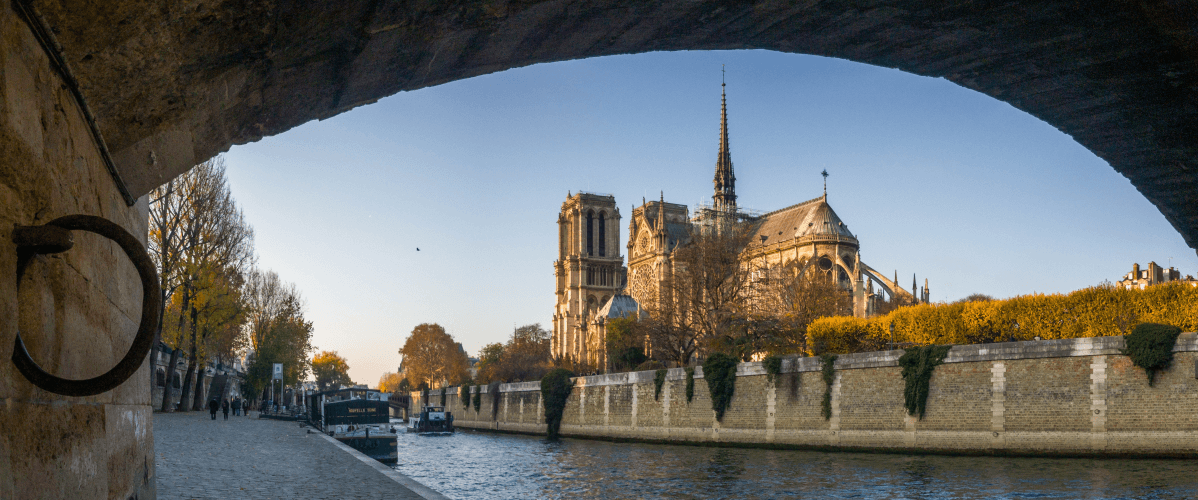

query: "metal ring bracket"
xmin=11 ymin=215 xmax=161 ymax=397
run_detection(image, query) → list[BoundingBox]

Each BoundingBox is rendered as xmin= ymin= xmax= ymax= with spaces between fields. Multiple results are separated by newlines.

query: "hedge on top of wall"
xmin=654 ymin=369 xmax=668 ymax=401
xmin=489 ymin=381 xmax=501 ymax=420
xmin=807 ymin=282 xmax=1198 ymax=355
xmin=899 ymin=345 xmax=952 ymax=420
xmin=472 ymin=386 xmax=481 ymax=412
xmin=541 ymin=368 xmax=575 ymax=439
xmin=1124 ymin=323 xmax=1183 ymax=386
xmin=762 ymin=355 xmax=783 ymax=385
xmin=820 ymin=354 xmax=837 ymax=420
xmin=704 ymin=353 xmax=738 ymax=422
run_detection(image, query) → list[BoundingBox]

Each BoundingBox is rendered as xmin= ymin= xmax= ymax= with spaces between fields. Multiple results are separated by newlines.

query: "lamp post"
xmin=889 ymin=322 xmax=895 ymax=351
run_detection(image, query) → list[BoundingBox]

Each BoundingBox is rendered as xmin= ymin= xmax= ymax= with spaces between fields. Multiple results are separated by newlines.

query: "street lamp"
xmin=889 ymin=322 xmax=895 ymax=351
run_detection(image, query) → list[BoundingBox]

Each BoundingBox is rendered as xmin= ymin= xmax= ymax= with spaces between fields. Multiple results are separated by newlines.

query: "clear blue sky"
xmin=223 ymin=49 xmax=1197 ymax=385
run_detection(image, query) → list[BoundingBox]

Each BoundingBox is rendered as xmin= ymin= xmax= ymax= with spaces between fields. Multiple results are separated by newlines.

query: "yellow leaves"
xmin=808 ymin=282 xmax=1198 ymax=354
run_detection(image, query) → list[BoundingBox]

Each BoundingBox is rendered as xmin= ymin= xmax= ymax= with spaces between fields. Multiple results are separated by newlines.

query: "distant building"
xmin=1116 ymin=262 xmax=1197 ymax=289
xmin=551 ymin=78 xmax=929 ymax=367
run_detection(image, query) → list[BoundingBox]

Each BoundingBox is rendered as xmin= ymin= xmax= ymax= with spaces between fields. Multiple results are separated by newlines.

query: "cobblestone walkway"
xmin=155 ymin=411 xmax=434 ymax=500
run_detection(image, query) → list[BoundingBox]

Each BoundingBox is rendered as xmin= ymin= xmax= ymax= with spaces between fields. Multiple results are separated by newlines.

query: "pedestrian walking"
xmin=232 ymin=397 xmax=241 ymax=416
xmin=221 ymin=398 xmax=230 ymax=420
xmin=207 ymin=398 xmax=218 ymax=420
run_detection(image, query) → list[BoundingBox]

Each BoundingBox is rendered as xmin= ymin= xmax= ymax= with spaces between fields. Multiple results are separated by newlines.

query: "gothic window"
xmin=156 ymin=368 xmax=166 ymax=387
xmin=172 ymin=372 xmax=182 ymax=389
xmin=818 ymin=256 xmax=834 ymax=271
xmin=598 ymin=212 xmax=607 ymax=257
xmin=586 ymin=210 xmax=594 ymax=255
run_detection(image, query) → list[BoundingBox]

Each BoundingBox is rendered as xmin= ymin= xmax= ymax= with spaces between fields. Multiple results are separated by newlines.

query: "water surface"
xmin=392 ymin=430 xmax=1198 ymax=499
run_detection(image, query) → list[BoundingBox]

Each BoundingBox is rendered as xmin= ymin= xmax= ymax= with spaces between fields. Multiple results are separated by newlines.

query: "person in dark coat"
xmin=221 ymin=399 xmax=230 ymax=420
xmin=207 ymin=398 xmax=219 ymax=420
xmin=232 ymin=397 xmax=241 ymax=416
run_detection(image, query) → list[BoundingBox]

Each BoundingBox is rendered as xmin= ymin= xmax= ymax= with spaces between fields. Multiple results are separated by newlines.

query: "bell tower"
xmin=552 ymin=192 xmax=627 ymax=366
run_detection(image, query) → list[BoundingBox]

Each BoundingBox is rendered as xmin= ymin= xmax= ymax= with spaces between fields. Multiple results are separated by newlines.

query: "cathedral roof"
xmin=595 ymin=294 xmax=642 ymax=320
xmin=748 ymin=195 xmax=856 ymax=247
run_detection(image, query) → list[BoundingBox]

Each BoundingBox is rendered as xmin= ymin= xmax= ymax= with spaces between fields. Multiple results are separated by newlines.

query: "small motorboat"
xmin=407 ymin=405 xmax=454 ymax=435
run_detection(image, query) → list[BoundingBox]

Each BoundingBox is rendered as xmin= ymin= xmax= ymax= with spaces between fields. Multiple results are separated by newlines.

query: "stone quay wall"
xmin=2 ymin=2 xmax=155 ymax=499
xmin=444 ymin=333 xmax=1198 ymax=457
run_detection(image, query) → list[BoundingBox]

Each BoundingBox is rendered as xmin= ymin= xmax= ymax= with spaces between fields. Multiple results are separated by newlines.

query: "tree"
xmin=312 ymin=351 xmax=353 ymax=391
xmin=377 ymin=372 xmax=407 ymax=393
xmin=755 ymin=259 xmax=853 ymax=355
xmin=150 ymin=156 xmax=254 ymax=411
xmin=640 ymin=226 xmax=754 ymax=365
xmin=492 ymin=324 xmax=552 ymax=382
xmin=243 ymin=270 xmax=314 ymax=403
xmin=398 ymin=324 xmax=471 ymax=388
xmin=474 ymin=342 xmax=505 ymax=384
xmin=605 ymin=316 xmax=646 ymax=371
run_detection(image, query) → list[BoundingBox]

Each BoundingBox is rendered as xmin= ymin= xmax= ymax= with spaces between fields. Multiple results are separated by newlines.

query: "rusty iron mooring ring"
xmin=11 ymin=215 xmax=161 ymax=397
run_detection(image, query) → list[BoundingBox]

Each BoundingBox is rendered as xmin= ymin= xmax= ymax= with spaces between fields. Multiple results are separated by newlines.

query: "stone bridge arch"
xmin=25 ymin=0 xmax=1198 ymax=252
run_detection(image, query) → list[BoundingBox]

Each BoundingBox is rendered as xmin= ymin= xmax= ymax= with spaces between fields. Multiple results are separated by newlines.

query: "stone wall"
xmin=450 ymin=334 xmax=1198 ymax=457
xmin=1 ymin=3 xmax=154 ymax=498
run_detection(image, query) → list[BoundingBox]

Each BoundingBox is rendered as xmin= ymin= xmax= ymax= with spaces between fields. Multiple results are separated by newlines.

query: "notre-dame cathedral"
xmin=552 ymin=81 xmax=928 ymax=367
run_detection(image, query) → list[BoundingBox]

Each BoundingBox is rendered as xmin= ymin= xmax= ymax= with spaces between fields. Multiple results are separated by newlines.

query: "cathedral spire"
xmin=713 ymin=67 xmax=736 ymax=212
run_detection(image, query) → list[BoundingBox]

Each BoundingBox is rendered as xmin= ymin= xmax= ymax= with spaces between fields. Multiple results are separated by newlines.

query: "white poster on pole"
xmin=272 ymin=363 xmax=283 ymax=380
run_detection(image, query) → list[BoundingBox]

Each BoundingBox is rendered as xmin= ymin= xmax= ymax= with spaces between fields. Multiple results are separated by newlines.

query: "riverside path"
xmin=154 ymin=411 xmax=444 ymax=500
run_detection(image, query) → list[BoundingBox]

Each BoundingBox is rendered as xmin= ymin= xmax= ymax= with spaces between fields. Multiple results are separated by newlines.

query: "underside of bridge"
xmin=2 ymin=1 xmax=1198 ymax=498
xmin=28 ymin=0 xmax=1198 ymax=251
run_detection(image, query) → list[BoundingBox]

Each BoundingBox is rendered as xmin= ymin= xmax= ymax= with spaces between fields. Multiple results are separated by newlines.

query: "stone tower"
xmin=552 ymin=192 xmax=627 ymax=365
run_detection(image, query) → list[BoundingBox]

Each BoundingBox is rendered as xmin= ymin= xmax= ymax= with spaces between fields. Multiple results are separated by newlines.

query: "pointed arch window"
xmin=586 ymin=210 xmax=594 ymax=256
xmin=598 ymin=212 xmax=607 ymax=257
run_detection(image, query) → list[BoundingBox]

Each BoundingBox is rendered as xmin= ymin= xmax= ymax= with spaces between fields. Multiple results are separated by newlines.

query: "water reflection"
xmin=391 ymin=430 xmax=1198 ymax=499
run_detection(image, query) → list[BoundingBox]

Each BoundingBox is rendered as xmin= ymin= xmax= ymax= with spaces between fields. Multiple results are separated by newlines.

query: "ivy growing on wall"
xmin=899 ymin=345 xmax=952 ymax=419
xmin=440 ymin=387 xmax=447 ymax=406
xmin=489 ymin=381 xmax=502 ymax=420
xmin=459 ymin=385 xmax=469 ymax=404
xmin=763 ymin=355 xmax=783 ymax=385
xmin=685 ymin=367 xmax=695 ymax=403
xmin=654 ymin=369 xmax=668 ymax=401
xmin=472 ymin=387 xmax=481 ymax=412
xmin=820 ymin=354 xmax=837 ymax=420
xmin=1124 ymin=323 xmax=1183 ymax=386
xmin=704 ymin=353 xmax=738 ymax=422
xmin=541 ymin=368 xmax=575 ymax=439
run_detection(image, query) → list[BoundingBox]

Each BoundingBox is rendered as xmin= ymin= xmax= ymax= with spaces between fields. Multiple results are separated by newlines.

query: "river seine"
xmin=391 ymin=429 xmax=1198 ymax=499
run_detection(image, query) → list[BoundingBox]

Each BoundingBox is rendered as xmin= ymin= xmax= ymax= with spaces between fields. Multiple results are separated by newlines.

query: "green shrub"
xmin=685 ymin=367 xmax=695 ymax=403
xmin=704 ymin=353 xmax=738 ymax=422
xmin=763 ymin=355 xmax=783 ymax=385
xmin=541 ymin=368 xmax=575 ymax=439
xmin=472 ymin=387 xmax=481 ymax=412
xmin=459 ymin=385 xmax=469 ymax=403
xmin=899 ymin=345 xmax=952 ymax=419
xmin=820 ymin=354 xmax=837 ymax=420
xmin=1123 ymin=323 xmax=1183 ymax=386
xmin=489 ymin=381 xmax=501 ymax=420
xmin=636 ymin=360 xmax=665 ymax=371
xmin=440 ymin=387 xmax=446 ymax=406
xmin=654 ymin=369 xmax=668 ymax=401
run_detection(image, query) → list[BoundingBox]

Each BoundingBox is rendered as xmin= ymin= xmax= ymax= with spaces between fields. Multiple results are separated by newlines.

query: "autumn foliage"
xmin=311 ymin=351 xmax=353 ymax=391
xmin=807 ymin=282 xmax=1198 ymax=355
xmin=399 ymin=323 xmax=471 ymax=388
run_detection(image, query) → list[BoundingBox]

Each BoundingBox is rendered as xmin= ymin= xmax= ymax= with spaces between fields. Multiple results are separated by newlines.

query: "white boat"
xmin=407 ymin=405 xmax=454 ymax=435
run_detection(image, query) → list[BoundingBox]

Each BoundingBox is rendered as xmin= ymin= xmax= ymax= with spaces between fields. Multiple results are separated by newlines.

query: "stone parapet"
xmin=451 ymin=333 xmax=1198 ymax=457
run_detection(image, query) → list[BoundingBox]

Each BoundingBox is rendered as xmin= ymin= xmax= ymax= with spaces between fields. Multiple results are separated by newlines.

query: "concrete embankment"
xmin=436 ymin=333 xmax=1198 ymax=457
